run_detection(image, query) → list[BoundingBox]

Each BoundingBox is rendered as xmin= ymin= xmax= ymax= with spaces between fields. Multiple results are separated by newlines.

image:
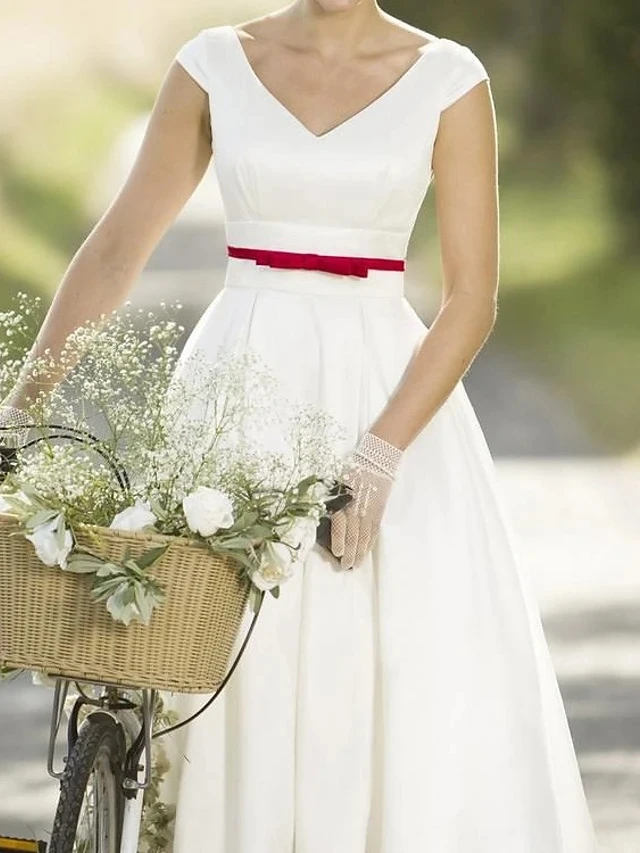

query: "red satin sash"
xmin=227 ymin=245 xmax=405 ymax=278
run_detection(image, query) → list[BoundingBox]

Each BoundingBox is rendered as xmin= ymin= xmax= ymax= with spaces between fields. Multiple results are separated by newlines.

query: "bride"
xmin=1 ymin=1 xmax=601 ymax=851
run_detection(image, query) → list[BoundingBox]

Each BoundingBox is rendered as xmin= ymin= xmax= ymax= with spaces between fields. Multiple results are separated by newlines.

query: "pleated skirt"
xmin=159 ymin=257 xmax=600 ymax=853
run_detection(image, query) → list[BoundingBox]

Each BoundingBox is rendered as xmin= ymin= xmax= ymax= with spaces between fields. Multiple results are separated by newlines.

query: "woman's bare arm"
xmin=3 ymin=60 xmax=212 ymax=409
xmin=368 ymin=79 xmax=499 ymax=450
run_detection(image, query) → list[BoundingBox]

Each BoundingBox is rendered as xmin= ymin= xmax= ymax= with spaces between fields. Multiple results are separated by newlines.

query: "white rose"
xmin=182 ymin=486 xmax=234 ymax=537
xmin=109 ymin=499 xmax=157 ymax=533
xmin=251 ymin=541 xmax=296 ymax=591
xmin=308 ymin=481 xmax=331 ymax=503
xmin=278 ymin=516 xmax=318 ymax=561
xmin=25 ymin=512 xmax=73 ymax=569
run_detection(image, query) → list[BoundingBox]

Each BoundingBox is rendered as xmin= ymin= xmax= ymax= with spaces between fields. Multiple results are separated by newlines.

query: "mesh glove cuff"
xmin=352 ymin=431 xmax=403 ymax=479
xmin=0 ymin=405 xmax=32 ymax=448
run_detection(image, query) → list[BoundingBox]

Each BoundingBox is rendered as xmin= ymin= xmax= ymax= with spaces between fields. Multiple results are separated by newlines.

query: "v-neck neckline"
xmin=225 ymin=24 xmax=442 ymax=141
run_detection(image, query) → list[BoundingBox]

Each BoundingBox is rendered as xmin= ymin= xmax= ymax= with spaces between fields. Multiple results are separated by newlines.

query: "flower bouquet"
xmin=0 ymin=293 xmax=351 ymax=691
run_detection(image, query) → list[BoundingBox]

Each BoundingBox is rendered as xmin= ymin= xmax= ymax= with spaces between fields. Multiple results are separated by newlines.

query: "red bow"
xmin=227 ymin=246 xmax=404 ymax=279
xmin=255 ymin=249 xmax=370 ymax=278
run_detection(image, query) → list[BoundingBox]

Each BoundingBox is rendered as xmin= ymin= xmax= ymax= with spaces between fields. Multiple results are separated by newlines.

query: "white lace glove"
xmin=331 ymin=431 xmax=403 ymax=570
xmin=0 ymin=404 xmax=32 ymax=449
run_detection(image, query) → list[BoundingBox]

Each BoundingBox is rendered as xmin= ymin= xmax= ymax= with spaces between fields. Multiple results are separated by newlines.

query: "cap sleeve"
xmin=440 ymin=42 xmax=489 ymax=112
xmin=174 ymin=29 xmax=210 ymax=92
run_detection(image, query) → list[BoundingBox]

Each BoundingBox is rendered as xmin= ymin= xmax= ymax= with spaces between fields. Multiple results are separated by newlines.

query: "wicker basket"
xmin=0 ymin=512 xmax=252 ymax=693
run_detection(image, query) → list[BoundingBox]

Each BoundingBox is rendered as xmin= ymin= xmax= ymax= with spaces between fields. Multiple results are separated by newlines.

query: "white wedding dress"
xmin=157 ymin=24 xmax=601 ymax=853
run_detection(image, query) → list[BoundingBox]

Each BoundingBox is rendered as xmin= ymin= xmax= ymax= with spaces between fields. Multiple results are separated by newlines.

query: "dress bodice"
xmin=174 ymin=24 xmax=489 ymax=260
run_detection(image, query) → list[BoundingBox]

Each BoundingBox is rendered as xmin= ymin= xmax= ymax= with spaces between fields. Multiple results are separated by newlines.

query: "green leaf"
xmin=227 ymin=510 xmax=258 ymax=531
xmin=227 ymin=551 xmax=254 ymax=571
xmin=23 ymin=508 xmax=59 ymax=530
xmin=91 ymin=573 xmax=125 ymax=599
xmin=205 ymin=543 xmax=254 ymax=572
xmin=104 ymin=584 xmax=139 ymax=625
xmin=248 ymin=585 xmax=263 ymax=614
xmin=135 ymin=543 xmax=170 ymax=570
xmin=296 ymin=475 xmax=319 ymax=491
xmin=91 ymin=576 xmax=123 ymax=595
xmin=0 ymin=494 xmax=32 ymax=515
xmin=123 ymin=559 xmax=145 ymax=575
xmin=72 ymin=547 xmax=102 ymax=557
xmin=13 ymin=482 xmax=40 ymax=502
xmin=64 ymin=553 xmax=102 ymax=574
xmin=95 ymin=562 xmax=122 ymax=577
xmin=55 ymin=512 xmax=67 ymax=549
xmin=186 ymin=537 xmax=211 ymax=549
xmin=214 ymin=535 xmax=253 ymax=550
xmin=134 ymin=583 xmax=154 ymax=624
xmin=248 ymin=524 xmax=274 ymax=538
xmin=148 ymin=497 xmax=168 ymax=520
xmin=152 ymin=583 xmax=167 ymax=604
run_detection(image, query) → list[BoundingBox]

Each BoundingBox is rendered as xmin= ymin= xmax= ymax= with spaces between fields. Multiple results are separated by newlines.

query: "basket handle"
xmin=0 ymin=422 xmax=130 ymax=495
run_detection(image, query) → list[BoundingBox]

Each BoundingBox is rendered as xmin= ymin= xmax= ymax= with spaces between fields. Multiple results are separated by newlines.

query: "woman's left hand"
xmin=330 ymin=432 xmax=403 ymax=570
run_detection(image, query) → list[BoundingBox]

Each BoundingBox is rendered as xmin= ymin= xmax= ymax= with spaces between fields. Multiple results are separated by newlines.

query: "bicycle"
xmin=1 ymin=590 xmax=262 ymax=853
xmin=0 ymin=420 xmax=350 ymax=852
xmin=0 ymin=423 xmax=265 ymax=852
xmin=0 ymin=596 xmax=263 ymax=853
xmin=42 ymin=607 xmax=261 ymax=853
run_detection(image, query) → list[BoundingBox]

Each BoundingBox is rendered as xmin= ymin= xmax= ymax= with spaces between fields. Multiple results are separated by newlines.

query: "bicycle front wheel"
xmin=50 ymin=711 xmax=126 ymax=853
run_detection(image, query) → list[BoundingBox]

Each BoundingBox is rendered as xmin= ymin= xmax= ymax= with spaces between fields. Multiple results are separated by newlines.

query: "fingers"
xmin=353 ymin=521 xmax=372 ymax=568
xmin=331 ymin=508 xmax=358 ymax=570
xmin=340 ymin=515 xmax=358 ymax=570
xmin=331 ymin=511 xmax=374 ymax=571
xmin=331 ymin=510 xmax=346 ymax=558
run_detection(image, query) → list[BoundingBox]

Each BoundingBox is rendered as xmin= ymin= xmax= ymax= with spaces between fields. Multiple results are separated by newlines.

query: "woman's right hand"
xmin=0 ymin=404 xmax=32 ymax=449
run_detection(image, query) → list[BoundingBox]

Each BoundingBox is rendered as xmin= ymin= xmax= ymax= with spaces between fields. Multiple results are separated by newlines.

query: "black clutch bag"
xmin=315 ymin=482 xmax=353 ymax=553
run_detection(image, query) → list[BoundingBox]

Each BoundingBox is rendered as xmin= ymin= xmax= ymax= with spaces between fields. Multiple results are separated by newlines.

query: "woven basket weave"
xmin=0 ymin=512 xmax=251 ymax=692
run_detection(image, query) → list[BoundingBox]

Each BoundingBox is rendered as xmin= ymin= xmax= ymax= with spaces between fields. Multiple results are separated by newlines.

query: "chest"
xmin=238 ymin=39 xmax=435 ymax=139
xmin=204 ymin=26 xmax=447 ymax=235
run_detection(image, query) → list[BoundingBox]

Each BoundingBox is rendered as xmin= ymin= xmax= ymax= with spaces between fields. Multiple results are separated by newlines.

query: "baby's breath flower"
xmin=1 ymin=294 xmax=348 ymax=613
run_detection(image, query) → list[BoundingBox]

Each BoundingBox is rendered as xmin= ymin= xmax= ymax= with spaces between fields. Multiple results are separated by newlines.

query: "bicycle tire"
xmin=50 ymin=711 xmax=126 ymax=853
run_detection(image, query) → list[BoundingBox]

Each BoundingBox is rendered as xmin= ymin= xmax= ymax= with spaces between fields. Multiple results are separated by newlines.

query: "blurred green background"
xmin=1 ymin=0 xmax=638 ymax=453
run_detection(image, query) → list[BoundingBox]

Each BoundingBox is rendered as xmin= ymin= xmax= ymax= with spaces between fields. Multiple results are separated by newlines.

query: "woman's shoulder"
xmin=173 ymin=25 xmax=234 ymax=90
xmin=424 ymin=31 xmax=486 ymax=65
xmin=175 ymin=23 xmax=240 ymax=58
xmin=177 ymin=24 xmax=232 ymax=47
xmin=427 ymin=34 xmax=491 ymax=111
xmin=387 ymin=21 xmax=488 ymax=82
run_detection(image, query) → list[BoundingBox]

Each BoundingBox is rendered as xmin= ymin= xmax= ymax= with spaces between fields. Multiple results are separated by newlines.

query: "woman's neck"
xmin=284 ymin=0 xmax=389 ymax=55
